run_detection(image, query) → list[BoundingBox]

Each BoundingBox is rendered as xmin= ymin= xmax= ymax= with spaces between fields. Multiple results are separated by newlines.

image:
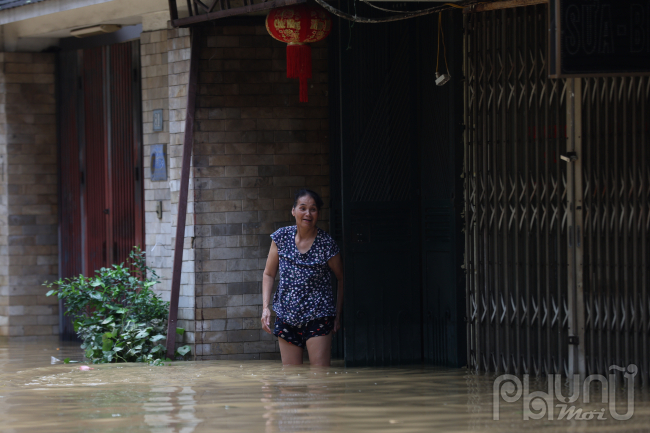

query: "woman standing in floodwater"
xmin=260 ymin=189 xmax=344 ymax=366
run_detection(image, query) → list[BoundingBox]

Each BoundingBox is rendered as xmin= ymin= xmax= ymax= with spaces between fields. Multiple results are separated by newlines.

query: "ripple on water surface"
xmin=1 ymin=340 xmax=649 ymax=432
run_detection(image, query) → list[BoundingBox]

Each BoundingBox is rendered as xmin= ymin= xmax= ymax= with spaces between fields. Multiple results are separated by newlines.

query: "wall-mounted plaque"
xmin=550 ymin=0 xmax=650 ymax=77
xmin=153 ymin=109 xmax=164 ymax=132
xmin=150 ymin=144 xmax=167 ymax=181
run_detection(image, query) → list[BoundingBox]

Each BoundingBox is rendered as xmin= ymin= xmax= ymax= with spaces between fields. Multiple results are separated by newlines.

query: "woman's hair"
xmin=293 ymin=188 xmax=324 ymax=211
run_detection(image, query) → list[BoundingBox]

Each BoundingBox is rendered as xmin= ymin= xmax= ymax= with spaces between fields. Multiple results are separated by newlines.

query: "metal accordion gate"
xmin=464 ymin=3 xmax=650 ymax=382
xmin=582 ymin=76 xmax=650 ymax=384
xmin=464 ymin=4 xmax=569 ymax=377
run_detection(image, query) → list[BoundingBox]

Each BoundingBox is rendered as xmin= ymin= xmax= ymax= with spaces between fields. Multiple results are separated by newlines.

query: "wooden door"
xmin=57 ymin=40 xmax=143 ymax=339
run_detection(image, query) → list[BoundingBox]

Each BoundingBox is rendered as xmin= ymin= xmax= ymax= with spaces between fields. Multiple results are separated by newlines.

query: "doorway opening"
xmin=57 ymin=40 xmax=144 ymax=339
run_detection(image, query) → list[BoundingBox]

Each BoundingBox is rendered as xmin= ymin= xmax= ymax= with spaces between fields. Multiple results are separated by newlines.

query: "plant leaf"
xmin=176 ymin=328 xmax=185 ymax=336
xmin=176 ymin=345 xmax=191 ymax=356
xmin=46 ymin=290 xmax=57 ymax=297
xmin=63 ymin=358 xmax=71 ymax=364
xmin=102 ymin=339 xmax=113 ymax=352
xmin=150 ymin=334 xmax=166 ymax=342
xmin=101 ymin=316 xmax=115 ymax=325
xmin=102 ymin=333 xmax=114 ymax=351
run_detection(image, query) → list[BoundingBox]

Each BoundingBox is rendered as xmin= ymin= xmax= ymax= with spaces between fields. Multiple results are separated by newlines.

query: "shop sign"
xmin=550 ymin=0 xmax=650 ymax=77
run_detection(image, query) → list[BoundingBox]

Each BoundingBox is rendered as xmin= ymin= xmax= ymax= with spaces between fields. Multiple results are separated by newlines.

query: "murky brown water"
xmin=1 ymin=340 xmax=649 ymax=432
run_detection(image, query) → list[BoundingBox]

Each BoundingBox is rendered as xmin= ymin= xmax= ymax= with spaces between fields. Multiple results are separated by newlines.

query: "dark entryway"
xmin=57 ymin=40 xmax=144 ymax=339
xmin=329 ymin=9 xmax=466 ymax=367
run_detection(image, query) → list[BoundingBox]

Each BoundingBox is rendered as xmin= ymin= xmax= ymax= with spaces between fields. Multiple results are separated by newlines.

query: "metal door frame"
xmin=465 ymin=3 xmax=650 ymax=382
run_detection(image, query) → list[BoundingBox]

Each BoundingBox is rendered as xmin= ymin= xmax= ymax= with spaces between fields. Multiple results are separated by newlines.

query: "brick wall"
xmin=142 ymin=30 xmax=172 ymax=306
xmin=141 ymin=27 xmax=196 ymax=351
xmin=0 ymin=53 xmax=58 ymax=339
xmin=193 ymin=26 xmax=330 ymax=360
xmin=0 ymin=54 xmax=7 ymax=337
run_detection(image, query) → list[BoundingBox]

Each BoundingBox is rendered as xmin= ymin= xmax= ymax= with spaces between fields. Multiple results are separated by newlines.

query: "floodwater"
xmin=1 ymin=341 xmax=649 ymax=433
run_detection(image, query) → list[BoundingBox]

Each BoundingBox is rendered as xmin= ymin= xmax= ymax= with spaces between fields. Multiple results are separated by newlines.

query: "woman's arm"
xmin=261 ymin=241 xmax=279 ymax=334
xmin=327 ymin=253 xmax=344 ymax=333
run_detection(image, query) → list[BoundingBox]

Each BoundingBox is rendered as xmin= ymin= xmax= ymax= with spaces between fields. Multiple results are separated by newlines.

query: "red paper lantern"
xmin=266 ymin=3 xmax=332 ymax=102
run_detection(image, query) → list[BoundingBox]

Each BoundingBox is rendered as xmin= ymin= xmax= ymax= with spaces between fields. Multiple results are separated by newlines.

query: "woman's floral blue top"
xmin=270 ymin=225 xmax=340 ymax=326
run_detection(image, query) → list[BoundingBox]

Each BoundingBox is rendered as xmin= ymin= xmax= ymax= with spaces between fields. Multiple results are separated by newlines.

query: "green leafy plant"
xmin=45 ymin=247 xmax=191 ymax=364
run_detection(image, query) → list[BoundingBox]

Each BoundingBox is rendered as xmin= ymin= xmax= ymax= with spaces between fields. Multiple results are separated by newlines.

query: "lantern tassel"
xmin=286 ymin=43 xmax=312 ymax=102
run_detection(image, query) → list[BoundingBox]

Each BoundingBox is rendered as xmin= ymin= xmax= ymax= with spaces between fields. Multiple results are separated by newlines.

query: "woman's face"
xmin=292 ymin=195 xmax=319 ymax=229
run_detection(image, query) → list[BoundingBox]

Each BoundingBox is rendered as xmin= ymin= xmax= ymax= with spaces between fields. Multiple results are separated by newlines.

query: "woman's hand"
xmin=261 ymin=307 xmax=272 ymax=334
xmin=333 ymin=314 xmax=341 ymax=333
xmin=261 ymin=242 xmax=279 ymax=335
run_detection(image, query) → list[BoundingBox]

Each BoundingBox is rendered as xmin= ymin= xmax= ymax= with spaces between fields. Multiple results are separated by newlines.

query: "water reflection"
xmin=262 ymin=369 xmax=335 ymax=432
xmin=144 ymin=386 xmax=203 ymax=433
xmin=1 ymin=341 xmax=650 ymax=432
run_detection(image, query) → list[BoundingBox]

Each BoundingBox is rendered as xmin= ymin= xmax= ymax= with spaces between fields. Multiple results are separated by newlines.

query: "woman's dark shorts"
xmin=273 ymin=316 xmax=335 ymax=348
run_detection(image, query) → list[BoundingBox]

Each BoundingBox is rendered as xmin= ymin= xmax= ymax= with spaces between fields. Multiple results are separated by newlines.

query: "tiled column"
xmin=141 ymin=27 xmax=195 ymax=352
xmin=0 ymin=52 xmax=58 ymax=340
